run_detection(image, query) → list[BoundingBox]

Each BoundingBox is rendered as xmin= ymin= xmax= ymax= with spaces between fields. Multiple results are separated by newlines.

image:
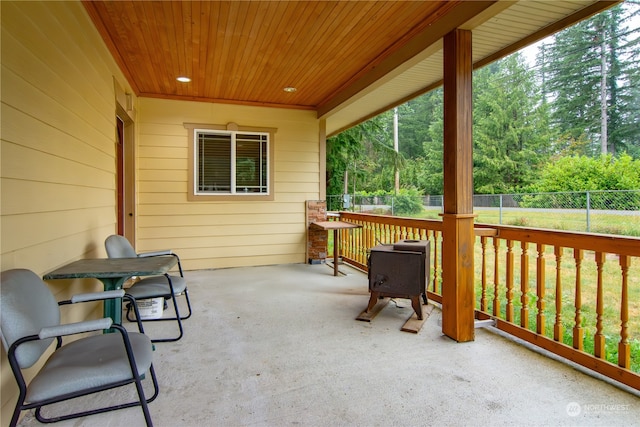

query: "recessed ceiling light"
xmin=177 ymin=76 xmax=191 ymax=83
xmin=283 ymin=86 xmax=297 ymax=93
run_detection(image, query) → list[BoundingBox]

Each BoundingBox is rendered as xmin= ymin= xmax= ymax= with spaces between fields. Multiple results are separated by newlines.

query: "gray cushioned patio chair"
xmin=0 ymin=269 xmax=159 ymax=427
xmin=105 ymin=235 xmax=192 ymax=343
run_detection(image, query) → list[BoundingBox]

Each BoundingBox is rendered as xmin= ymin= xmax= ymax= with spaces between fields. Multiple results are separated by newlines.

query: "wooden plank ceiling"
xmin=83 ymin=0 xmax=618 ymax=135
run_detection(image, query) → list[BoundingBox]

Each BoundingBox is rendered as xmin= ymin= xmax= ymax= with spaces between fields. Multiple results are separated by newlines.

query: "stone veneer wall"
xmin=306 ymin=200 xmax=327 ymax=264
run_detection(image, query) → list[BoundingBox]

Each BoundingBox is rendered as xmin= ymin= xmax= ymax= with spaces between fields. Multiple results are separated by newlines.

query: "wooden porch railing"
xmin=337 ymin=211 xmax=640 ymax=391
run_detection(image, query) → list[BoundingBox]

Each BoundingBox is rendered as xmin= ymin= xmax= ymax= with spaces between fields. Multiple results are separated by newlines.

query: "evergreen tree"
xmin=398 ymin=93 xmax=442 ymax=158
xmin=542 ymin=2 xmax=640 ymax=157
xmin=326 ymin=121 xmax=378 ymax=197
xmin=396 ymin=90 xmax=445 ymax=195
xmin=473 ymin=54 xmax=551 ymax=193
xmin=326 ymin=112 xmax=404 ymax=196
xmin=614 ymin=0 xmax=640 ymax=157
xmin=411 ymin=89 xmax=445 ymax=195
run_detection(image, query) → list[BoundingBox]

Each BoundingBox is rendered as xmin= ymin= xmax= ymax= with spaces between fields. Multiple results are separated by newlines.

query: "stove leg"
xmin=422 ymin=293 xmax=428 ymax=305
xmin=366 ymin=291 xmax=380 ymax=312
xmin=411 ymin=296 xmax=423 ymax=320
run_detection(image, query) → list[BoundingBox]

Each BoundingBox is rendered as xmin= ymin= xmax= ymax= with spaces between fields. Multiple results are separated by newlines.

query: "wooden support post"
xmin=441 ymin=213 xmax=476 ymax=342
xmin=441 ymin=29 xmax=475 ymax=342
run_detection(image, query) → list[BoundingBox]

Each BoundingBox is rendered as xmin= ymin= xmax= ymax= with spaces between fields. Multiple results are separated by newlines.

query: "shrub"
xmin=393 ymin=188 xmax=423 ymax=216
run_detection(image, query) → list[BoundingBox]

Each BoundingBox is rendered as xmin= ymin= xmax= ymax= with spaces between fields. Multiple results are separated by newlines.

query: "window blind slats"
xmin=196 ymin=131 xmax=268 ymax=194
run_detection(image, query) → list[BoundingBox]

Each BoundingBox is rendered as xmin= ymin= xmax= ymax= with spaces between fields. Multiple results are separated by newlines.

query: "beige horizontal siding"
xmin=275 ymin=182 xmax=320 ymax=193
xmin=188 ymin=253 xmax=303 ymax=270
xmin=137 ymin=223 xmax=307 ymax=239
xmin=138 ymin=181 xmax=187 ymax=194
xmin=138 ymin=169 xmax=187 ymax=182
xmin=138 ymin=212 xmax=304 ymax=227
xmin=1 ymin=1 xmax=133 ymax=273
xmin=2 ymin=142 xmax=114 ymax=189
xmin=276 ymin=150 xmax=320 ymax=163
xmin=138 ymin=233 xmax=303 ymax=250
xmin=138 ymin=146 xmax=188 ymax=160
xmin=3 ymin=206 xmax=115 ymax=249
xmin=1 ymin=103 xmax=111 ymax=165
xmin=1 ymin=1 xmax=136 ymax=420
xmin=1 ymin=179 xmax=113 ymax=216
xmin=136 ymin=98 xmax=320 ymax=268
xmin=277 ymin=161 xmax=320 ymax=173
xmin=177 ymin=243 xmax=304 ymax=262
xmin=137 ymin=200 xmax=305 ymax=215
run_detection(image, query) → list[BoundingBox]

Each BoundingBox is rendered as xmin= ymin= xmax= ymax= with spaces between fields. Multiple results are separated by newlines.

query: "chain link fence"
xmin=327 ymin=190 xmax=640 ymax=236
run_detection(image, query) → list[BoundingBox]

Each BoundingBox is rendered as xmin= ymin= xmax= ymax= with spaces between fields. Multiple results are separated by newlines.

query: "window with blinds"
xmin=195 ymin=130 xmax=269 ymax=195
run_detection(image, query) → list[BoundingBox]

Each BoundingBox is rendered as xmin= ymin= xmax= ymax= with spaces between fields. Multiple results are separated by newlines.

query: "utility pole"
xmin=393 ymin=107 xmax=399 ymax=194
xmin=599 ymin=33 xmax=608 ymax=155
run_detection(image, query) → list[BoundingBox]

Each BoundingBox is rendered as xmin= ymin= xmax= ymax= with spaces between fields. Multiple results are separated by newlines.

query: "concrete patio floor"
xmin=18 ymin=263 xmax=639 ymax=426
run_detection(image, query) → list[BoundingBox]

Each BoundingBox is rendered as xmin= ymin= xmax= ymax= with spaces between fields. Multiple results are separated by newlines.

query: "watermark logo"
xmin=566 ymin=402 xmax=581 ymax=417
xmin=566 ymin=401 xmax=631 ymax=417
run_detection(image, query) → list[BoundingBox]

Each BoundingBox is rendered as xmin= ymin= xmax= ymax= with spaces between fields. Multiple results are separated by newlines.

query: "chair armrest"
xmin=58 ymin=291 xmax=144 ymax=332
xmin=138 ymin=250 xmax=184 ymax=276
xmin=70 ymin=289 xmax=125 ymax=303
xmin=138 ymin=249 xmax=173 ymax=257
xmin=58 ymin=289 xmax=126 ymax=306
xmin=39 ymin=318 xmax=113 ymax=339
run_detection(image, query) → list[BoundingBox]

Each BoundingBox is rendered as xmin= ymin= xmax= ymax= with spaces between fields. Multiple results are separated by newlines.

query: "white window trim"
xmin=185 ymin=122 xmax=276 ymax=201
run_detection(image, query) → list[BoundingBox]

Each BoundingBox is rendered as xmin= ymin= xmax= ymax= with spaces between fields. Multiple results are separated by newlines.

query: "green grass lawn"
xmin=415 ymin=207 xmax=640 ymax=237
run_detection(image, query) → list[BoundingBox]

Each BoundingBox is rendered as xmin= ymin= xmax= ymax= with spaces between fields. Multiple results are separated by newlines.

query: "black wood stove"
xmin=366 ymin=240 xmax=430 ymax=319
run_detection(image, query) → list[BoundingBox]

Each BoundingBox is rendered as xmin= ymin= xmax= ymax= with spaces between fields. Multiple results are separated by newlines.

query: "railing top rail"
xmin=340 ymin=212 xmax=640 ymax=257
xmin=476 ymin=223 xmax=640 ymax=257
xmin=338 ymin=211 xmax=444 ymax=231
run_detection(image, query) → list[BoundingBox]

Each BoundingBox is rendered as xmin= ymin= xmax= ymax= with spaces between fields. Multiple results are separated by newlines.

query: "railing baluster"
xmin=520 ymin=242 xmax=529 ymax=329
xmin=363 ymin=221 xmax=369 ymax=255
xmin=480 ymin=236 xmax=488 ymax=312
xmin=343 ymin=226 xmax=350 ymax=261
xmin=353 ymin=222 xmax=360 ymax=265
xmin=554 ymin=247 xmax=564 ymax=342
xmin=536 ymin=243 xmax=546 ymax=336
xmin=573 ymin=249 xmax=584 ymax=350
xmin=358 ymin=221 xmax=364 ymax=264
xmin=493 ymin=238 xmax=500 ymax=317
xmin=506 ymin=239 xmax=514 ymax=322
xmin=594 ymin=252 xmax=605 ymax=359
xmin=369 ymin=222 xmax=382 ymax=248
xmin=341 ymin=228 xmax=348 ymax=261
xmin=619 ymin=255 xmax=630 ymax=369
xmin=433 ymin=231 xmax=440 ymax=293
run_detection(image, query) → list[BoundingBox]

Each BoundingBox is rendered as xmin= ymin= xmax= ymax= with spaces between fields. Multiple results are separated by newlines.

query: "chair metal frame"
xmin=125 ymin=273 xmax=188 ymax=343
xmin=105 ymin=235 xmax=192 ymax=343
xmin=1 ymin=270 xmax=159 ymax=426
